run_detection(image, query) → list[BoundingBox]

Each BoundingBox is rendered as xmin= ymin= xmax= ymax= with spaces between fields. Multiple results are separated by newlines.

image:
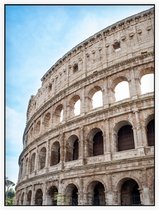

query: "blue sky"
xmin=6 ymin=5 xmax=154 ymax=184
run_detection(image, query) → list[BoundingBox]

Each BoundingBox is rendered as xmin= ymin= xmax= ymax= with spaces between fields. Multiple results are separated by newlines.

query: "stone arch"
xmin=113 ymin=76 xmax=130 ymax=101
xmin=87 ymin=86 xmax=103 ymax=110
xmin=35 ymin=120 xmax=41 ymax=135
xmin=87 ymin=128 xmax=104 ymax=157
xmin=117 ymin=177 xmax=141 ymax=205
xmin=69 ymin=95 xmax=81 ymax=117
xmin=35 ymin=188 xmax=43 ymax=205
xmin=65 ymin=183 xmax=79 ymax=205
xmin=114 ymin=120 xmax=135 ymax=151
xmin=87 ymin=180 xmax=106 ymax=205
xmin=50 ymin=141 xmax=60 ymax=166
xmin=46 ymin=186 xmax=58 ymax=205
xmin=25 ymin=157 xmax=28 ymax=176
xmin=65 ymin=135 xmax=79 ymax=162
xmin=39 ymin=147 xmax=46 ymax=170
xmin=26 ymin=190 xmax=32 ymax=205
xmin=140 ymin=73 xmax=154 ymax=94
xmin=21 ymin=192 xmax=24 ymax=205
xmin=30 ymin=153 xmax=36 ymax=174
xmin=43 ymin=112 xmax=51 ymax=128
xmin=54 ymin=104 xmax=63 ymax=124
xmin=146 ymin=117 xmax=154 ymax=146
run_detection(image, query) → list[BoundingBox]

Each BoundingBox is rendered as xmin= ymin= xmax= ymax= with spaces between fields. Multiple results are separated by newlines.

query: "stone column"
xmin=79 ymin=126 xmax=84 ymax=163
xmin=42 ymin=182 xmax=47 ymax=205
xmin=23 ymin=188 xmax=27 ymax=205
xmin=57 ymin=180 xmax=65 ymax=205
xmin=60 ymin=134 xmax=65 ymax=169
xmin=133 ymin=109 xmax=145 ymax=148
xmin=34 ymin=146 xmax=38 ymax=174
xmin=103 ymin=78 xmax=109 ymax=108
xmin=78 ymin=177 xmax=84 ymax=205
xmin=31 ymin=185 xmax=35 ymax=205
xmin=45 ymin=140 xmax=49 ymax=171
xmin=63 ymin=98 xmax=67 ymax=123
xmin=83 ymin=192 xmax=88 ymax=205
xmin=80 ymin=87 xmax=85 ymax=115
xmin=141 ymin=187 xmax=151 ymax=205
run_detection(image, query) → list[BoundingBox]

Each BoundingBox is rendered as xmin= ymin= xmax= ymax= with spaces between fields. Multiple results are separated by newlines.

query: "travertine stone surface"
xmin=16 ymin=8 xmax=154 ymax=206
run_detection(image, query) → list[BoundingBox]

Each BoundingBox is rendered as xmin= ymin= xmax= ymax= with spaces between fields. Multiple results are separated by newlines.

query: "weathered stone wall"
xmin=16 ymin=8 xmax=154 ymax=206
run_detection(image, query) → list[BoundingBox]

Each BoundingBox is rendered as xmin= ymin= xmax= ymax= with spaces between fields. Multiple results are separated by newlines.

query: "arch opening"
xmin=65 ymin=184 xmax=78 ymax=206
xmin=118 ymin=124 xmax=135 ymax=151
xmin=114 ymin=81 xmax=130 ymax=101
xmin=47 ymin=186 xmax=58 ymax=205
xmin=50 ymin=142 xmax=60 ymax=166
xmin=141 ymin=73 xmax=154 ymax=94
xmin=66 ymin=135 xmax=79 ymax=162
xmin=39 ymin=147 xmax=46 ymax=170
xmin=35 ymin=189 xmax=43 ymax=206
xmin=147 ymin=119 xmax=154 ymax=146
xmin=120 ymin=179 xmax=141 ymax=206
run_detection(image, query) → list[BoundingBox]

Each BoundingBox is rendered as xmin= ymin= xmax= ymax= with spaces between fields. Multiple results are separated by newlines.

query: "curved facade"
xmin=16 ymin=8 xmax=154 ymax=205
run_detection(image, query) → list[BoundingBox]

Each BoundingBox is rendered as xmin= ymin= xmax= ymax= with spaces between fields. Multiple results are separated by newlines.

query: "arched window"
xmin=54 ymin=104 xmax=63 ymax=124
xmin=120 ymin=179 xmax=141 ymax=205
xmin=118 ymin=125 xmax=135 ymax=151
xmin=47 ymin=186 xmax=58 ymax=205
xmin=30 ymin=153 xmax=36 ymax=174
xmin=74 ymin=100 xmax=80 ymax=116
xmin=69 ymin=95 xmax=81 ymax=117
xmin=66 ymin=135 xmax=79 ymax=162
xmin=35 ymin=189 xmax=43 ymax=205
xmin=65 ymin=184 xmax=78 ymax=205
xmin=141 ymin=73 xmax=154 ymax=94
xmin=147 ymin=119 xmax=154 ymax=146
xmin=50 ymin=142 xmax=60 ymax=166
xmin=114 ymin=81 xmax=130 ymax=101
xmin=21 ymin=193 xmax=24 ymax=205
xmin=87 ymin=181 xmax=106 ymax=205
xmin=92 ymin=90 xmax=103 ymax=109
xmin=88 ymin=128 xmax=104 ymax=157
xmin=43 ymin=112 xmax=51 ymax=128
xmin=35 ymin=120 xmax=41 ymax=134
xmin=39 ymin=147 xmax=46 ymax=170
xmin=27 ymin=190 xmax=32 ymax=205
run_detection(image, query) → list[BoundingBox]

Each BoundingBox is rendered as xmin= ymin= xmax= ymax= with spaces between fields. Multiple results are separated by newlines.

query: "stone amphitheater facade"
xmin=15 ymin=8 xmax=154 ymax=206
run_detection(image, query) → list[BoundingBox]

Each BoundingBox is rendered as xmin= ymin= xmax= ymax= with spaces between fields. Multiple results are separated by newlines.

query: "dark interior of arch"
xmin=121 ymin=179 xmax=141 ymax=206
xmin=71 ymin=186 xmax=78 ymax=206
xmin=39 ymin=148 xmax=46 ymax=169
xmin=66 ymin=138 xmax=79 ymax=162
xmin=118 ymin=125 xmax=135 ymax=151
xmin=147 ymin=119 xmax=154 ymax=146
xmin=73 ymin=139 xmax=79 ymax=160
xmin=93 ymin=131 xmax=104 ymax=156
xmin=27 ymin=191 xmax=32 ymax=205
xmin=35 ymin=189 xmax=43 ymax=205
xmin=93 ymin=182 xmax=105 ymax=205
xmin=50 ymin=143 xmax=60 ymax=166
xmin=48 ymin=186 xmax=58 ymax=205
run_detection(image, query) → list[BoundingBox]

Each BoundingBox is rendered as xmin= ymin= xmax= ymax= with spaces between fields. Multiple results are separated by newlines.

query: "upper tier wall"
xmin=26 ymin=8 xmax=154 ymax=122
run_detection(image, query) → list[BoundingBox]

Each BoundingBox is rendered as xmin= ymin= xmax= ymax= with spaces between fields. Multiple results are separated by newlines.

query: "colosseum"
xmin=15 ymin=7 xmax=154 ymax=206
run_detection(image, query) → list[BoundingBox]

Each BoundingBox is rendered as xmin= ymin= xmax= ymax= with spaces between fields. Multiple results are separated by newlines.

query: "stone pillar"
xmin=63 ymin=99 xmax=67 ymax=123
xmin=45 ymin=140 xmax=49 ymax=171
xmin=111 ymin=131 xmax=117 ymax=153
xmin=133 ymin=109 xmax=145 ymax=148
xmin=78 ymin=177 xmax=84 ymax=205
xmin=31 ymin=185 xmax=35 ymax=205
xmin=81 ymin=87 xmax=85 ymax=115
xmin=141 ymin=187 xmax=151 ymax=205
xmin=58 ymin=180 xmax=65 ymax=205
xmin=83 ymin=192 xmax=88 ymax=205
xmin=42 ymin=182 xmax=47 ymax=205
xmin=79 ymin=126 xmax=84 ymax=163
xmin=23 ymin=188 xmax=27 ymax=205
xmin=60 ymin=134 xmax=65 ymax=169
xmin=103 ymin=78 xmax=109 ymax=108
xmin=34 ymin=146 xmax=38 ymax=174
xmin=105 ymin=119 xmax=111 ymax=153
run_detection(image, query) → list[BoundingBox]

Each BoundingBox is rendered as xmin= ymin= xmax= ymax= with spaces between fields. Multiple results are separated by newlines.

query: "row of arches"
xmin=28 ymin=72 xmax=154 ymax=140
xmin=18 ymin=178 xmax=142 ymax=206
xmin=21 ymin=118 xmax=154 ymax=176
